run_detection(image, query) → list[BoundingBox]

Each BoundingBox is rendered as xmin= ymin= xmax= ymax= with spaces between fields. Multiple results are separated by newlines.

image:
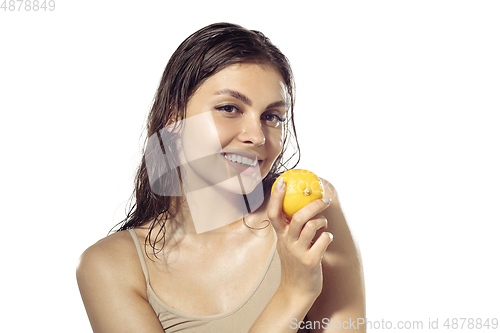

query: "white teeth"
xmin=223 ymin=153 xmax=257 ymax=167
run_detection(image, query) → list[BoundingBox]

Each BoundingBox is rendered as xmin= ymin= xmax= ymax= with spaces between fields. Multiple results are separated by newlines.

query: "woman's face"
xmin=177 ymin=63 xmax=287 ymax=195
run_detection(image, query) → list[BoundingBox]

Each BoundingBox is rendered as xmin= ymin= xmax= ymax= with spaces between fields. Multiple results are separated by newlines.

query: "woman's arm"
xmin=249 ymin=177 xmax=334 ymax=332
xmin=307 ymin=178 xmax=366 ymax=333
xmin=76 ymin=233 xmax=165 ymax=333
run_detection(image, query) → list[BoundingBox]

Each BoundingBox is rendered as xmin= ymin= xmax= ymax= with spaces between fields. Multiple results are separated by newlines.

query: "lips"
xmin=222 ymin=149 xmax=262 ymax=163
xmin=222 ymin=149 xmax=262 ymax=160
xmin=220 ymin=149 xmax=263 ymax=174
xmin=223 ymin=153 xmax=258 ymax=167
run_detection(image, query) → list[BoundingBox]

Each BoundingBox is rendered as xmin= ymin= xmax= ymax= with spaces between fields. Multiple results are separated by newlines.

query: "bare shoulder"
xmin=76 ymin=230 xmax=164 ymax=332
xmin=78 ymin=230 xmax=134 ymax=260
xmin=318 ymin=176 xmax=359 ymax=257
xmin=76 ymin=231 xmax=146 ymax=297
xmin=76 ymin=230 xmax=145 ymax=293
xmin=308 ymin=177 xmax=366 ymax=330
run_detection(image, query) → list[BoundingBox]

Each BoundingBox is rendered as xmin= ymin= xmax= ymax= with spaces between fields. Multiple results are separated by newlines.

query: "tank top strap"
xmin=128 ymin=229 xmax=150 ymax=283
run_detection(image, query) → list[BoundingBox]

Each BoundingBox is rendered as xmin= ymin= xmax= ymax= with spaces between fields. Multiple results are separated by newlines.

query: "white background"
xmin=1 ymin=1 xmax=499 ymax=332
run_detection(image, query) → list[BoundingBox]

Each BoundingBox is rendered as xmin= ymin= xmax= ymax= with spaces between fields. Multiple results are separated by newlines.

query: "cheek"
xmin=266 ymin=128 xmax=284 ymax=158
xmin=213 ymin=119 xmax=238 ymax=147
xmin=180 ymin=112 xmax=224 ymax=161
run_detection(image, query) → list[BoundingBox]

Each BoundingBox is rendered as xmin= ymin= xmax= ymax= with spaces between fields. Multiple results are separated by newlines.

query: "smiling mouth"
xmin=222 ymin=153 xmax=259 ymax=167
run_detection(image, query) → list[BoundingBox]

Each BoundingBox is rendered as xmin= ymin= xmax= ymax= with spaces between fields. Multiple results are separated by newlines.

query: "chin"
xmin=215 ymin=170 xmax=262 ymax=194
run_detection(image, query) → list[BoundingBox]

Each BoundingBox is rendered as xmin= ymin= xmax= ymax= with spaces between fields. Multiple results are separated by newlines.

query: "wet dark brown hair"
xmin=113 ymin=22 xmax=300 ymax=256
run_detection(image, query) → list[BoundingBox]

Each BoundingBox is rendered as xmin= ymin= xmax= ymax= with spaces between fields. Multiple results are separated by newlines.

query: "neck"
xmin=158 ymin=183 xmax=271 ymax=248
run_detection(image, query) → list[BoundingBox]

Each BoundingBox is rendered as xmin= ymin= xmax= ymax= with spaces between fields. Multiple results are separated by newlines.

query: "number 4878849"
xmin=1 ymin=0 xmax=56 ymax=11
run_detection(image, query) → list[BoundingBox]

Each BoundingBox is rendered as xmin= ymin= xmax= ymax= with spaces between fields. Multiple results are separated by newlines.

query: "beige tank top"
xmin=129 ymin=228 xmax=302 ymax=332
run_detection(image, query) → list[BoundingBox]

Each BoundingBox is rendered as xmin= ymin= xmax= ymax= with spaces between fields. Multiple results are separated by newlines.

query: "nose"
xmin=238 ymin=114 xmax=265 ymax=147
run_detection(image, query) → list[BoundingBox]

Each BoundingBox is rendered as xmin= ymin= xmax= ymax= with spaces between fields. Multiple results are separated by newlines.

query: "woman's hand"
xmin=267 ymin=177 xmax=334 ymax=304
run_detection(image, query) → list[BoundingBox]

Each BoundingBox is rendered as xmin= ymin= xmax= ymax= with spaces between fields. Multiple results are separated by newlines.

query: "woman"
xmin=77 ymin=23 xmax=366 ymax=332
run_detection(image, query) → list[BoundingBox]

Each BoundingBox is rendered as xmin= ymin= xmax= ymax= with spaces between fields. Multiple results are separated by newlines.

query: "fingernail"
xmin=276 ymin=177 xmax=285 ymax=190
xmin=322 ymin=197 xmax=331 ymax=205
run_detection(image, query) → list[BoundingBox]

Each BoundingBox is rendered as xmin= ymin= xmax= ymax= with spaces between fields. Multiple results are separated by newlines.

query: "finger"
xmin=288 ymin=198 xmax=331 ymax=240
xmin=297 ymin=216 xmax=328 ymax=251
xmin=309 ymin=231 xmax=333 ymax=262
xmin=267 ymin=177 xmax=287 ymax=234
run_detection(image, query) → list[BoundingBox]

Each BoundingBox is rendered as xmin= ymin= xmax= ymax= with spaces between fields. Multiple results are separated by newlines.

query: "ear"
xmin=165 ymin=122 xmax=181 ymax=134
xmin=164 ymin=113 xmax=183 ymax=134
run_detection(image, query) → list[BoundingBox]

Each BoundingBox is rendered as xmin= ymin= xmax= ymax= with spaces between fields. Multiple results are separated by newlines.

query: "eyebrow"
xmin=214 ymin=89 xmax=286 ymax=110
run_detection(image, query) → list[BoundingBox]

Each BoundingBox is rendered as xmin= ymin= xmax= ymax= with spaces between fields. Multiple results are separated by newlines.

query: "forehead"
xmin=192 ymin=63 xmax=287 ymax=103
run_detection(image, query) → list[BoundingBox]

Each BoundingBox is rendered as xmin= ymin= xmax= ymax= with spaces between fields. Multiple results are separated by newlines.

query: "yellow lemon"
xmin=271 ymin=169 xmax=324 ymax=218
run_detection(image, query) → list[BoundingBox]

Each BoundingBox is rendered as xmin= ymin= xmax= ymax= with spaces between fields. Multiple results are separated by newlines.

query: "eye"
xmin=215 ymin=104 xmax=240 ymax=114
xmin=262 ymin=113 xmax=285 ymax=127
